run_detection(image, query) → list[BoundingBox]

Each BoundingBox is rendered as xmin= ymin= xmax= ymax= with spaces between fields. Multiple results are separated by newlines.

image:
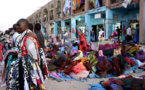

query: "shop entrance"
xmin=92 ymin=24 xmax=103 ymax=41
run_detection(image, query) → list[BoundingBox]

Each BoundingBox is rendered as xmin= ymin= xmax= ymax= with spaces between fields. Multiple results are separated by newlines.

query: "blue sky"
xmin=0 ymin=0 xmax=51 ymax=31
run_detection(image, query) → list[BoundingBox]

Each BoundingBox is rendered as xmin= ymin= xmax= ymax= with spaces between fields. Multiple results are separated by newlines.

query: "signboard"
xmin=94 ymin=13 xmax=101 ymax=19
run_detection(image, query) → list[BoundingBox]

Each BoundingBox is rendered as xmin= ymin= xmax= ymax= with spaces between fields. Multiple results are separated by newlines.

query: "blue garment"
xmin=134 ymin=27 xmax=139 ymax=42
xmin=88 ymin=83 xmax=106 ymax=90
xmin=91 ymin=31 xmax=95 ymax=41
xmin=95 ymin=0 xmax=100 ymax=8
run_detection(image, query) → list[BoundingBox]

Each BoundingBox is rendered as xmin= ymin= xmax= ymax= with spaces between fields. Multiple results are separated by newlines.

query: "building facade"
xmin=27 ymin=0 xmax=145 ymax=43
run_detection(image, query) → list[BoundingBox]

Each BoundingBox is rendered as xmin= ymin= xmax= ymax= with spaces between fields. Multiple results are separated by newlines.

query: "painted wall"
xmin=143 ymin=0 xmax=145 ymax=42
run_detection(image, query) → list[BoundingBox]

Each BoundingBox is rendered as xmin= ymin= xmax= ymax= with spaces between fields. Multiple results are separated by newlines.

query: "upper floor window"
xmin=56 ymin=0 xmax=61 ymax=18
xmin=39 ymin=12 xmax=41 ymax=23
xmin=50 ymin=4 xmax=54 ymax=20
xmin=43 ymin=8 xmax=48 ymax=22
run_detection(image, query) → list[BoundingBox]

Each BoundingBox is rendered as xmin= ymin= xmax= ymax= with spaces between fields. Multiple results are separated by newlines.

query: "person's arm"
xmin=25 ymin=38 xmax=38 ymax=62
xmin=27 ymin=32 xmax=40 ymax=49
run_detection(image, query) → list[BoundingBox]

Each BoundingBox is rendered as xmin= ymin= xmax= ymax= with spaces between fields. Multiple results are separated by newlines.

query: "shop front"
xmin=106 ymin=3 xmax=139 ymax=41
xmin=71 ymin=15 xmax=86 ymax=39
xmin=85 ymin=6 xmax=106 ymax=42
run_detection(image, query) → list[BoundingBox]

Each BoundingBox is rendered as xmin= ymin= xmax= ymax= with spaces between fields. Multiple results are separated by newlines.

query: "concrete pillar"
xmin=106 ymin=0 xmax=111 ymax=9
xmin=139 ymin=0 xmax=145 ymax=42
xmin=71 ymin=17 xmax=76 ymax=39
xmin=85 ymin=0 xmax=89 ymax=12
xmin=105 ymin=9 xmax=113 ymax=39
xmin=54 ymin=22 xmax=57 ymax=36
xmin=85 ymin=13 xmax=91 ymax=42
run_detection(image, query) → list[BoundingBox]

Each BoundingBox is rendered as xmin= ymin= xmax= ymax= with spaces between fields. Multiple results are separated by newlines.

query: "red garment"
xmin=22 ymin=36 xmax=39 ymax=57
xmin=123 ymin=25 xmax=126 ymax=35
xmin=124 ymin=57 xmax=135 ymax=66
xmin=78 ymin=33 xmax=89 ymax=52
xmin=0 ymin=43 xmax=3 ymax=61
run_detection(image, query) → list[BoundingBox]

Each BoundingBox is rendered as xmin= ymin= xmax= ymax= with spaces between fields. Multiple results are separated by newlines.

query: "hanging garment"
xmin=77 ymin=0 xmax=81 ymax=8
xmin=80 ymin=0 xmax=85 ymax=4
xmin=0 ymin=43 xmax=3 ymax=61
xmin=95 ymin=0 xmax=100 ymax=8
xmin=63 ymin=0 xmax=67 ymax=14
xmin=122 ymin=0 xmax=132 ymax=8
xmin=73 ymin=0 xmax=77 ymax=10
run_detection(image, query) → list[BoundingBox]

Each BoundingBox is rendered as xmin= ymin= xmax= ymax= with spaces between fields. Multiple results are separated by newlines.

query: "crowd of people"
xmin=0 ymin=18 xmax=144 ymax=90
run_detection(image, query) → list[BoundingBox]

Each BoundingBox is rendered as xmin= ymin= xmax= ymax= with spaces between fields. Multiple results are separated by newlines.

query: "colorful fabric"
xmin=72 ymin=62 xmax=87 ymax=74
xmin=78 ymin=33 xmax=89 ymax=52
xmin=136 ymin=50 xmax=145 ymax=62
xmin=0 ymin=43 xmax=3 ymax=61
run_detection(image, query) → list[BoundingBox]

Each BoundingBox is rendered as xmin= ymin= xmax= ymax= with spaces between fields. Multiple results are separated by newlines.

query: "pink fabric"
xmin=52 ymin=34 xmax=57 ymax=43
xmin=90 ymin=42 xmax=95 ymax=50
xmin=72 ymin=62 xmax=86 ymax=74
xmin=72 ymin=50 xmax=78 ymax=55
xmin=99 ymin=50 xmax=104 ymax=56
xmin=52 ymin=72 xmax=60 ymax=78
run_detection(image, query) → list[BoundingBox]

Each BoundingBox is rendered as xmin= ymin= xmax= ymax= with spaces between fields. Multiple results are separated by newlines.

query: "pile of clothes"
xmin=45 ymin=33 xmax=145 ymax=82
xmin=88 ymin=75 xmax=145 ymax=90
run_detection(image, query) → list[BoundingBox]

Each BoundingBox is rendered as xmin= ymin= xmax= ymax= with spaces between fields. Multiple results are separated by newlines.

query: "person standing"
xmin=134 ymin=24 xmax=139 ymax=43
xmin=15 ymin=19 xmax=44 ymax=90
xmin=34 ymin=23 xmax=45 ymax=49
xmin=126 ymin=25 xmax=132 ymax=41
xmin=117 ymin=26 xmax=121 ymax=42
xmin=91 ymin=29 xmax=95 ymax=42
xmin=11 ymin=24 xmax=20 ymax=47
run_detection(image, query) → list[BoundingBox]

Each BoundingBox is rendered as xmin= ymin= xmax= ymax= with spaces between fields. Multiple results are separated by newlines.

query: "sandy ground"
xmin=0 ymin=72 xmax=145 ymax=90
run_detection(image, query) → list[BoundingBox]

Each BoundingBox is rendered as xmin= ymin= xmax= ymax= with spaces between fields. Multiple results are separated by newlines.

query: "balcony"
xmin=111 ymin=0 xmax=124 ymax=4
xmin=89 ymin=0 xmax=106 ymax=10
xmin=108 ymin=0 xmax=138 ymax=9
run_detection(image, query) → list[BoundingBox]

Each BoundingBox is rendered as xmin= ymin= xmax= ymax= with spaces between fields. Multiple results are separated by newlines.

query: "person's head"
xmin=136 ymin=24 xmax=139 ymax=27
xmin=17 ymin=19 xmax=29 ymax=33
xmin=102 ymin=28 xmax=104 ymax=31
xmin=13 ymin=24 xmax=19 ymax=32
xmin=34 ymin=23 xmax=41 ymax=32
xmin=117 ymin=26 xmax=119 ymax=29
xmin=28 ymin=23 xmax=33 ymax=31
xmin=109 ymin=36 xmax=112 ymax=39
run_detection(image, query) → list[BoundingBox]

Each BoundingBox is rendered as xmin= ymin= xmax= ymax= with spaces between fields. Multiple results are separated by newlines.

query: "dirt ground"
xmin=1 ymin=72 xmax=145 ymax=90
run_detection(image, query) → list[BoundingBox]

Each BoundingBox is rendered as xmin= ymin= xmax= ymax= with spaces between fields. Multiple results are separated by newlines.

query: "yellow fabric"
xmin=77 ymin=0 xmax=81 ymax=8
xmin=41 ymin=85 xmax=44 ymax=90
xmin=34 ymin=63 xmax=37 ymax=70
xmin=100 ymin=37 xmax=104 ymax=41
xmin=73 ymin=0 xmax=77 ymax=10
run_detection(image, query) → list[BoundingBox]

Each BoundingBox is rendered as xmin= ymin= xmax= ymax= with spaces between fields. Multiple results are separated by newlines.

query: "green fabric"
xmin=100 ymin=41 xmax=114 ymax=45
xmin=5 ymin=54 xmax=17 ymax=80
xmin=103 ymin=49 xmax=114 ymax=56
xmin=87 ymin=53 xmax=98 ymax=72
xmin=48 ymin=65 xmax=58 ymax=71
xmin=122 ymin=79 xmax=136 ymax=85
